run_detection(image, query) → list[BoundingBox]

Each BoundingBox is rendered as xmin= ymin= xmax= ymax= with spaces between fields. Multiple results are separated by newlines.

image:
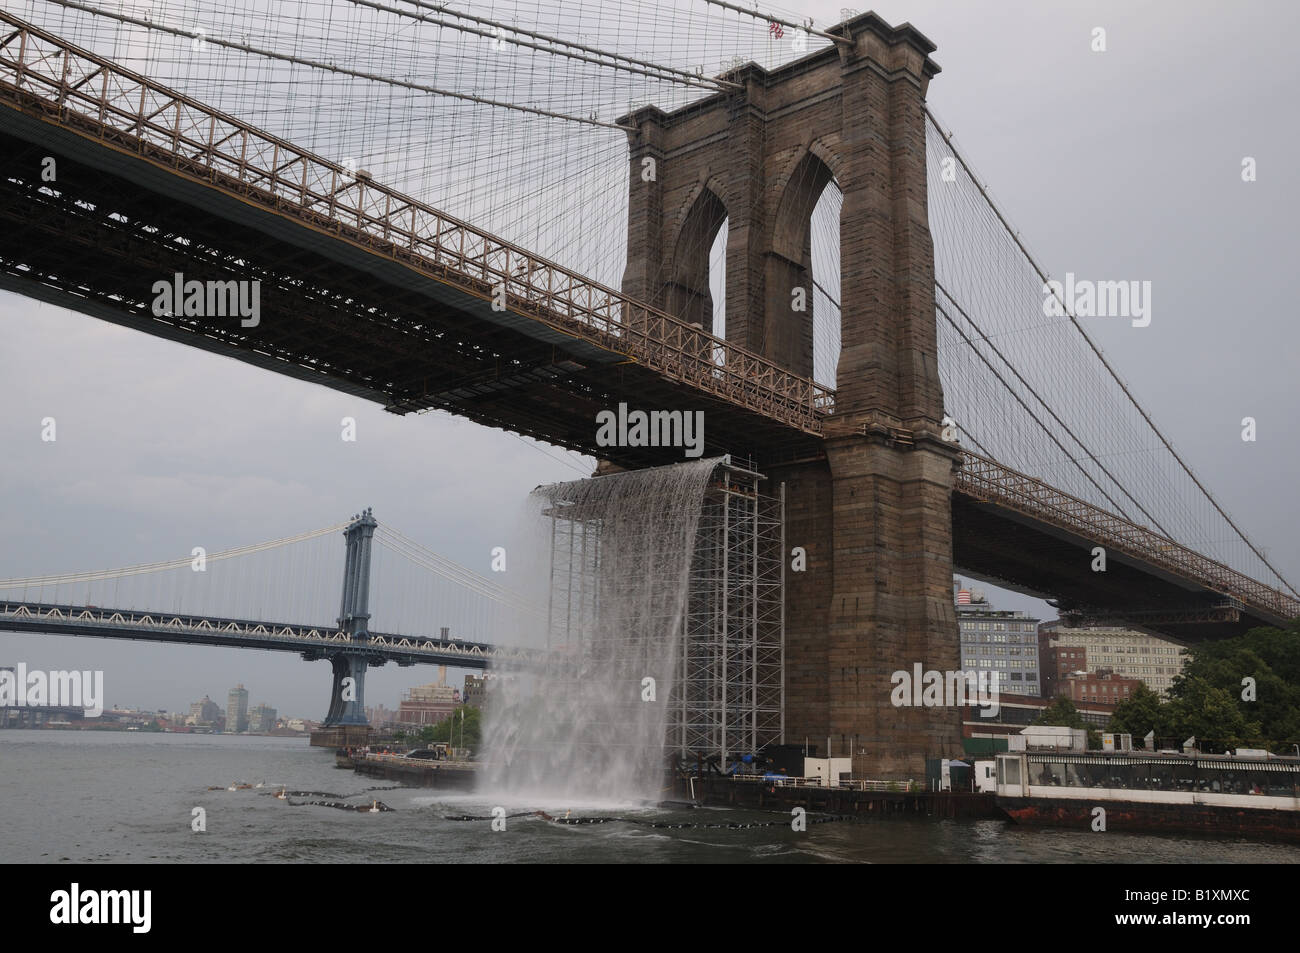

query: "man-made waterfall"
xmin=479 ymin=457 xmax=721 ymax=802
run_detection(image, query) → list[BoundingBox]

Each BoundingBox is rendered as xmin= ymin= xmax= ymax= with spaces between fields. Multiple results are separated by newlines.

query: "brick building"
xmin=463 ymin=674 xmax=488 ymax=709
xmin=397 ymin=666 xmax=460 ymax=726
xmin=1059 ymin=668 xmax=1142 ymax=707
xmin=1039 ymin=622 xmax=1188 ymax=695
xmin=1041 ymin=644 xmax=1088 ymax=700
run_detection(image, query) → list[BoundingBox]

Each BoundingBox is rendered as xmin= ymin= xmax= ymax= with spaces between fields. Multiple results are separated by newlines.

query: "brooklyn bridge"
xmin=1 ymin=1 xmax=1295 ymax=777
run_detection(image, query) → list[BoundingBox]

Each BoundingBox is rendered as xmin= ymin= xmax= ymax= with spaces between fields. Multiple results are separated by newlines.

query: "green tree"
xmin=1169 ymin=622 xmax=1300 ymax=747
xmin=1106 ymin=683 xmax=1168 ymax=743
xmin=1163 ymin=677 xmax=1261 ymax=752
xmin=413 ymin=706 xmax=481 ymax=749
xmin=1103 ymin=621 xmax=1300 ymax=752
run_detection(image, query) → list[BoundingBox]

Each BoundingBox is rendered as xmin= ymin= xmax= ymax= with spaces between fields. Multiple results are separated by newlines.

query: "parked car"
xmin=404 ymin=747 xmax=445 ymax=761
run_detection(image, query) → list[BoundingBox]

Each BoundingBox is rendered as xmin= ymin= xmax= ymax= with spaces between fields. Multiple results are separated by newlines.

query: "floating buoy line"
xmin=256 ymin=787 xmax=401 ymax=799
xmin=203 ymin=784 xmax=400 ymax=796
xmin=202 ymin=783 xmax=402 ymax=812
xmin=289 ymin=798 xmax=394 ymax=812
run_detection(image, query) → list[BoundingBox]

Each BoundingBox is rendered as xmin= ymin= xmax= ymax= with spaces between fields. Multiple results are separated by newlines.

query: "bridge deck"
xmin=953 ymin=451 xmax=1298 ymax=639
xmin=0 ymin=601 xmax=534 ymax=668
xmin=0 ymin=13 xmax=827 ymax=467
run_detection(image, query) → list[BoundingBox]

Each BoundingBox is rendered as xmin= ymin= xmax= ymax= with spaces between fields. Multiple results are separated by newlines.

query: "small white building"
xmin=1102 ymin=732 xmax=1132 ymax=752
xmin=974 ymin=759 xmax=997 ymax=793
xmin=803 ymin=757 xmax=852 ymax=787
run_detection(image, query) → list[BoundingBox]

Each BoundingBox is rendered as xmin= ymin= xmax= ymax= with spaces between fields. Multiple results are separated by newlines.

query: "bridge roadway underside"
xmin=0 ymin=111 xmax=820 ymax=470
xmin=951 ymin=494 xmax=1276 ymax=642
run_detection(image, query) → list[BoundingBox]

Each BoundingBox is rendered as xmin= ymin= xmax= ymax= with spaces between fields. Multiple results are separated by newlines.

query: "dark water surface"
xmin=3 ymin=732 xmax=1298 ymax=863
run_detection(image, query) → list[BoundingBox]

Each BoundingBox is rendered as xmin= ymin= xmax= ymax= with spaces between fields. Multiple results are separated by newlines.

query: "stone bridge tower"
xmin=619 ymin=12 xmax=962 ymax=778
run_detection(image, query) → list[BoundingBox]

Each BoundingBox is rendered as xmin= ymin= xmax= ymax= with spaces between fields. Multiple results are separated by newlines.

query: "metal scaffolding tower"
xmin=542 ymin=456 xmax=784 ymax=765
xmin=672 ymin=459 xmax=785 ymax=763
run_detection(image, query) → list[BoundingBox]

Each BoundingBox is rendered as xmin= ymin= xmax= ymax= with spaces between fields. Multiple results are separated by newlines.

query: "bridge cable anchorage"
xmin=936 ymin=283 xmax=1172 ymax=537
xmin=39 ymin=0 xmax=637 ymax=131
xmin=926 ymin=105 xmax=1298 ymax=600
xmin=357 ymin=0 xmax=740 ymax=92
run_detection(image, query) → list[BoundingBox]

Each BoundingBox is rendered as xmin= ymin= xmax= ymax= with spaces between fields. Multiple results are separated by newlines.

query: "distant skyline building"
xmin=364 ymin=703 xmax=398 ymax=726
xmin=188 ymin=694 xmax=221 ymax=726
xmin=954 ymin=579 xmax=1040 ymax=696
xmin=463 ymin=674 xmax=488 ymax=709
xmin=1041 ymin=644 xmax=1088 ymax=700
xmin=397 ymin=666 xmax=459 ymax=726
xmin=227 ymin=684 xmax=249 ymax=733
xmin=248 ymin=702 xmax=277 ymax=733
xmin=1039 ymin=622 xmax=1189 ymax=696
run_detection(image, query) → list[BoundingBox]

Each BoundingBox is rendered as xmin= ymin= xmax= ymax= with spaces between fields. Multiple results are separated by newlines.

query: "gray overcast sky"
xmin=1 ymin=0 xmax=1296 ymax=717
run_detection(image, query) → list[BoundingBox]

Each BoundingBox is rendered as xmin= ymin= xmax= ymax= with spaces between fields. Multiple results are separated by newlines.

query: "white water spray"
xmin=479 ymin=457 xmax=721 ymax=802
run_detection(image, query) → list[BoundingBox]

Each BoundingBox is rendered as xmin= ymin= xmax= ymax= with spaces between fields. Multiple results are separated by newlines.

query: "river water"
xmin=3 ymin=732 xmax=1298 ymax=864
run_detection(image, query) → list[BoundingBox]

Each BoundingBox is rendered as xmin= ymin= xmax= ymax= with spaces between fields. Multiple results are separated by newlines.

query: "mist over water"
xmin=479 ymin=458 xmax=720 ymax=803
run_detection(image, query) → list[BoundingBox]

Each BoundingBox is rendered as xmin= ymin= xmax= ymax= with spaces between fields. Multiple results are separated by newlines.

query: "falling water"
xmin=479 ymin=457 xmax=721 ymax=802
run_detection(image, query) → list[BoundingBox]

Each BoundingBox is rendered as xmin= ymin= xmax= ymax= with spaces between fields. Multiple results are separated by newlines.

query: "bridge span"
xmin=1 ymin=11 xmax=1293 ymax=645
xmin=0 ymin=510 xmax=546 ymax=734
xmin=0 ymin=601 xmax=532 ymax=669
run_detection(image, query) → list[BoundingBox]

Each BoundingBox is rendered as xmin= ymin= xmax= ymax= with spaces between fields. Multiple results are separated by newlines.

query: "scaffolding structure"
xmin=673 ymin=460 xmax=785 ymax=763
xmin=541 ymin=457 xmax=785 ymax=765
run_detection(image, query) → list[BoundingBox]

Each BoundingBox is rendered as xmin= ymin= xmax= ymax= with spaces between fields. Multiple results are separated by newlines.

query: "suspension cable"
xmin=0 ymin=523 xmax=349 ymax=589
xmin=926 ymin=105 xmax=1298 ymax=598
xmin=41 ymin=0 xmax=635 ymax=131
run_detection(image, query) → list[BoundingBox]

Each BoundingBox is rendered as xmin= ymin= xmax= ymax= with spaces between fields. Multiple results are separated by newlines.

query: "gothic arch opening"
xmin=809 ymin=181 xmax=841 ymax=389
xmin=708 ymin=216 xmax=728 ymax=342
xmin=769 ymin=151 xmax=840 ymax=386
xmin=664 ymin=186 xmax=727 ymax=338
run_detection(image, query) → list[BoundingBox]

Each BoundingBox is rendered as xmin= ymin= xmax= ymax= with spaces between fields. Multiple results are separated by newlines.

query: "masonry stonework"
xmin=621 ymin=12 xmax=962 ymax=778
